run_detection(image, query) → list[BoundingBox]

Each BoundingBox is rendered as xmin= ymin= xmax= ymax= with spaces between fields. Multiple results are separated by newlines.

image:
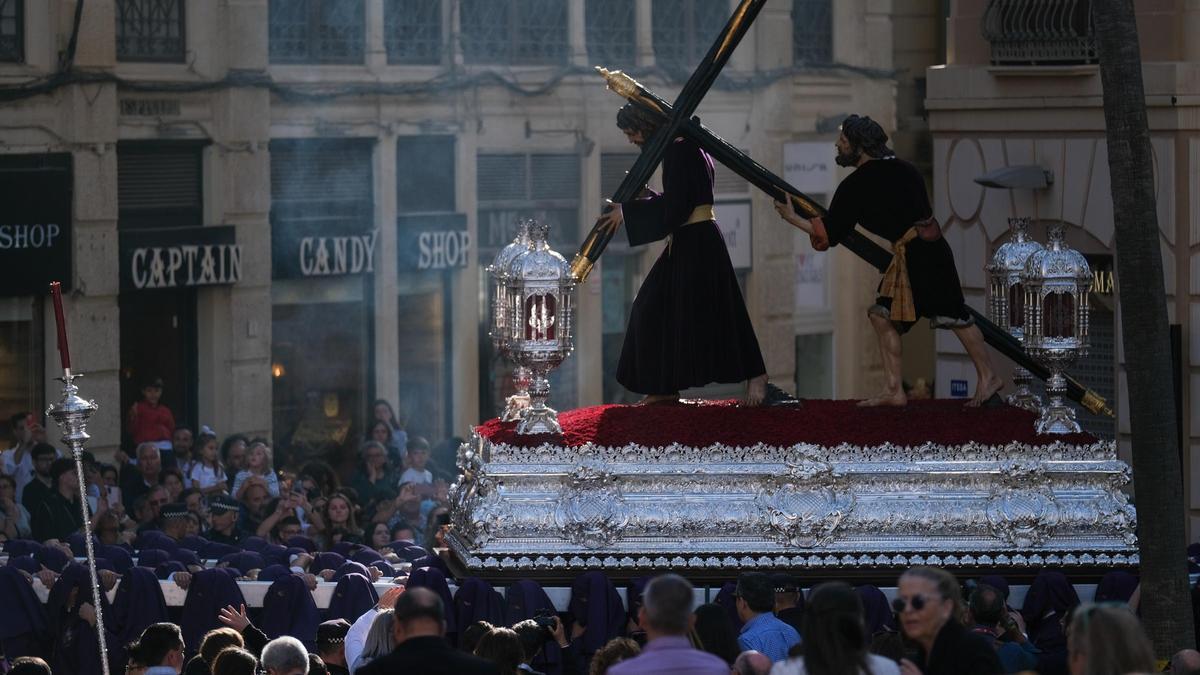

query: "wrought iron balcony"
xmin=982 ymin=0 xmax=1096 ymax=66
xmin=117 ymin=0 xmax=185 ymax=62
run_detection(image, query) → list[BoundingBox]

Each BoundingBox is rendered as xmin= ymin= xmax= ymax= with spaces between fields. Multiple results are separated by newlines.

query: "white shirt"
xmin=399 ymin=468 xmax=432 ymax=485
xmin=188 ymin=462 xmax=226 ymax=490
xmin=770 ymin=654 xmax=900 ymax=675
xmin=345 ymin=607 xmax=379 ymax=674
xmin=3 ymin=444 xmax=61 ymax=504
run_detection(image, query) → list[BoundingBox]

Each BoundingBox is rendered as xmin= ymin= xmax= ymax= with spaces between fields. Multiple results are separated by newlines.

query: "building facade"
xmin=0 ymin=0 xmax=901 ymax=467
xmin=927 ymin=1 xmax=1200 ymax=535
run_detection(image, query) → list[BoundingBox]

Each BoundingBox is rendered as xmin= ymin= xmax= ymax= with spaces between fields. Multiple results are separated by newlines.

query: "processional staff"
xmin=46 ymin=281 xmax=111 ymax=675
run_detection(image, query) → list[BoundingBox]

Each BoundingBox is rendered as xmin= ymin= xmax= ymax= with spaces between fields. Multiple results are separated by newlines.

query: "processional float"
xmin=448 ymin=0 xmax=1136 ymax=576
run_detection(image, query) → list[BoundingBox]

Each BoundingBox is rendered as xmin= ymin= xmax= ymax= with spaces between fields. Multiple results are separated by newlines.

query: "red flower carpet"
xmin=478 ymin=398 xmax=1098 ymax=448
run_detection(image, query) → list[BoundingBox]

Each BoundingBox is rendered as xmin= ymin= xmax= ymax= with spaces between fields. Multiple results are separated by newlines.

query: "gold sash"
xmin=667 ymin=205 xmax=716 ymax=254
xmin=685 ymin=204 xmax=715 ymax=225
xmin=879 ymin=226 xmax=920 ymax=323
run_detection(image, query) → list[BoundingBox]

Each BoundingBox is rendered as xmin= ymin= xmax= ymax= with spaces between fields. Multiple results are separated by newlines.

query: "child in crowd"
xmin=189 ymin=431 xmax=228 ymax=496
xmin=231 ymin=441 xmax=280 ymax=499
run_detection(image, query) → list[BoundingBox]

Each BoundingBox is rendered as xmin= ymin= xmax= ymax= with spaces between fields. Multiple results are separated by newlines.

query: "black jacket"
xmin=917 ymin=620 xmax=1003 ymax=675
xmin=357 ymin=636 xmax=499 ymax=675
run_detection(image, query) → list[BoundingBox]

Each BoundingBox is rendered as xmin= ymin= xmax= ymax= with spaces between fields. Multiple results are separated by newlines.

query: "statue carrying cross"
xmin=573 ymin=0 xmax=1114 ymax=415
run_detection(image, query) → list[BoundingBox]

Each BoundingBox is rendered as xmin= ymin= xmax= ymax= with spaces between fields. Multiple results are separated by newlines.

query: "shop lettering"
xmin=1090 ymin=269 xmax=1113 ymax=295
xmin=130 ymin=245 xmax=242 ymax=289
xmin=299 ymin=232 xmax=377 ymax=277
xmin=418 ymin=231 xmax=471 ymax=270
xmin=0 ymin=224 xmax=62 ymax=249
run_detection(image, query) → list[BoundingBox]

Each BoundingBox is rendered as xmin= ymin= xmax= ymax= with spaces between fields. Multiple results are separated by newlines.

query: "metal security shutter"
xmin=600 ymin=153 xmax=638 ymax=197
xmin=530 ymin=154 xmax=580 ymax=201
xmin=118 ymin=142 xmax=204 ymax=229
xmin=477 ymin=154 xmax=526 ymax=203
xmin=270 ymin=139 xmax=373 ymax=228
xmin=713 ymin=153 xmax=749 ymax=196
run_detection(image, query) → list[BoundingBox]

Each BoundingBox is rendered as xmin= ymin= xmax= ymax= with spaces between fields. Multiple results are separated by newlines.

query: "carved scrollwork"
xmin=554 ymin=462 xmax=629 ymax=549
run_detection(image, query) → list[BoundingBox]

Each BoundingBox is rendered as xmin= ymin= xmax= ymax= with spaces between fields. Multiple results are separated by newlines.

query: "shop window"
xmin=795 ymin=332 xmax=833 ymax=399
xmin=651 ymin=0 xmax=727 ymax=77
xmin=0 ymin=298 xmax=43 ymax=445
xmin=0 ymin=0 xmax=22 ymax=63
xmin=116 ymin=0 xmax=186 ymax=62
xmin=269 ymin=0 xmax=365 ymax=64
xmin=792 ymin=0 xmax=832 ymax=66
xmin=270 ymin=139 xmax=374 ymax=467
xmin=460 ymin=0 xmax=568 ymax=65
xmin=384 ymin=0 xmax=442 ymax=64
xmin=586 ymin=0 xmax=636 ymax=69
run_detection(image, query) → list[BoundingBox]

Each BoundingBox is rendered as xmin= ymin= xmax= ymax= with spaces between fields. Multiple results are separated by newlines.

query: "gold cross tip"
xmin=595 ymin=66 xmax=641 ymax=99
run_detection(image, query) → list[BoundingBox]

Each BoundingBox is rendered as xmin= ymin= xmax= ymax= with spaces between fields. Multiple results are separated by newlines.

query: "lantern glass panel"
xmin=1007 ymin=282 xmax=1024 ymax=329
xmin=1043 ymin=292 xmax=1075 ymax=338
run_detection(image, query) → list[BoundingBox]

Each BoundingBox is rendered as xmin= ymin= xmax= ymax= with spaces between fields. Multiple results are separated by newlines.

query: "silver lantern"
xmin=986 ymin=217 xmax=1044 ymax=412
xmin=488 ymin=219 xmax=533 ymax=422
xmin=1022 ymin=223 xmax=1092 ymax=434
xmin=498 ymin=219 xmax=576 ymax=434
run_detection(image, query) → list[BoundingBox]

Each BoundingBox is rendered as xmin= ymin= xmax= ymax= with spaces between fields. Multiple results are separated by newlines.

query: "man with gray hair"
xmin=608 ymin=574 xmax=728 ymax=675
xmin=261 ymin=635 xmax=309 ymax=675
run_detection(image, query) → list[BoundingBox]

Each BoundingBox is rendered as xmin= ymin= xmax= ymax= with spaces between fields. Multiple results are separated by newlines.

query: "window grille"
xmin=792 ymin=0 xmax=831 ymax=65
xmin=460 ymin=0 xmax=568 ymax=65
xmin=269 ymin=0 xmax=365 ymax=64
xmin=385 ymin=0 xmax=442 ymax=64
xmin=651 ymin=0 xmax=727 ymax=77
xmin=0 ymin=0 xmax=22 ymax=62
xmin=586 ymin=0 xmax=636 ymax=69
xmin=116 ymin=0 xmax=185 ymax=62
xmin=982 ymin=0 xmax=1096 ymax=66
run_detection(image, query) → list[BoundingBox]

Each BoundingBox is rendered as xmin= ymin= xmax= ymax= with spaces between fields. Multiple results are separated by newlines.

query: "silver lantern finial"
xmin=493 ymin=219 xmax=576 ymax=435
xmin=1022 ymin=222 xmax=1092 ymax=434
xmin=987 ymin=217 xmax=1044 ymax=411
xmin=488 ymin=219 xmax=534 ymax=421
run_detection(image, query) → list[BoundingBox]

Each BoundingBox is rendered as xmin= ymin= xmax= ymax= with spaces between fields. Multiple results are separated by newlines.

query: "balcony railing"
xmin=982 ymin=0 xmax=1096 ymax=66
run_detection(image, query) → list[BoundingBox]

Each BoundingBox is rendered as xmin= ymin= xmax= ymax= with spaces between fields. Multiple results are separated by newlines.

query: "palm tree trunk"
xmin=1092 ymin=0 xmax=1195 ymax=655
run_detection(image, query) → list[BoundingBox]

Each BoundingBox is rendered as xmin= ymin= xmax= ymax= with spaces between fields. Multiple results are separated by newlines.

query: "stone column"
xmin=374 ymin=134 xmax=401 ymax=411
xmin=635 ymin=0 xmax=654 ymax=68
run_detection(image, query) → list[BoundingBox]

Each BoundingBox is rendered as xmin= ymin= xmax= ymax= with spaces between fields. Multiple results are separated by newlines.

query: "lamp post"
xmin=987 ymin=217 xmax=1044 ymax=411
xmin=1022 ymin=223 xmax=1092 ymax=434
xmin=496 ymin=220 xmax=575 ymax=435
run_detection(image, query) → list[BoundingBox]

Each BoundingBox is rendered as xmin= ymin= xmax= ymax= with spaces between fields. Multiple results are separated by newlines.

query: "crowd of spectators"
xmin=2 ymin=407 xmax=1199 ymax=674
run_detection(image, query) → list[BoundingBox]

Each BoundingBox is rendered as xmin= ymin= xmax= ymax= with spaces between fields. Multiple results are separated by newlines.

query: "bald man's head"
xmin=733 ymin=650 xmax=772 ymax=675
xmin=392 ymin=587 xmax=445 ymax=642
xmin=1171 ymin=649 xmax=1200 ymax=674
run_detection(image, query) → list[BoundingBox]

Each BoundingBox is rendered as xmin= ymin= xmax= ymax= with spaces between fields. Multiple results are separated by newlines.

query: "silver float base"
xmin=448 ymin=433 xmax=1137 ymax=572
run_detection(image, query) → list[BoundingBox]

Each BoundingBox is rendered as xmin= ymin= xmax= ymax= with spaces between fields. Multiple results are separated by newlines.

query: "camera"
xmin=532 ymin=608 xmax=558 ymax=638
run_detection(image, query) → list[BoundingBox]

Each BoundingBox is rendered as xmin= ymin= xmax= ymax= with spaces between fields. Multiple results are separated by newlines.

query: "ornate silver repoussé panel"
xmin=446 ymin=434 xmax=1137 ymax=571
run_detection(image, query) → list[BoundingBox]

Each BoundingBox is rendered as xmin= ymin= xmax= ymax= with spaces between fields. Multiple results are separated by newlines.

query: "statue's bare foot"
xmin=857 ymin=391 xmax=907 ymax=407
xmin=637 ymin=394 xmax=679 ymax=406
xmin=745 ymin=375 xmax=768 ymax=406
xmin=966 ymin=375 xmax=1004 ymax=407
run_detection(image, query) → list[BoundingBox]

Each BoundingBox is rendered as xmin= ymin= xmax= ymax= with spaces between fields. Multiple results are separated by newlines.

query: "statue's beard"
xmin=835 ymin=148 xmax=862 ymax=167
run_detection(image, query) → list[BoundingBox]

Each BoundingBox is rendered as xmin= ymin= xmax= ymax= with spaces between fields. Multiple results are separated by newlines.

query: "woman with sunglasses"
xmin=893 ymin=567 xmax=1001 ymax=675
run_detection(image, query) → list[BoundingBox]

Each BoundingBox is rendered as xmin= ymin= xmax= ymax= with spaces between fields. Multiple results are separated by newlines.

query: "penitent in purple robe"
xmin=616 ymin=137 xmax=765 ymax=395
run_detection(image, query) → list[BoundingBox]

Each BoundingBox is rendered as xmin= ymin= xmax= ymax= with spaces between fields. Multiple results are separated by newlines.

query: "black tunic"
xmin=824 ymin=158 xmax=970 ymax=327
xmin=616 ymin=137 xmax=767 ymax=395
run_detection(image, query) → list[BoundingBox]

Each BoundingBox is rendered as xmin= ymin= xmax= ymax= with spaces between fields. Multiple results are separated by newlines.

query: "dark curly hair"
xmin=841 ymin=114 xmax=894 ymax=159
xmin=616 ymin=102 xmax=662 ymax=138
